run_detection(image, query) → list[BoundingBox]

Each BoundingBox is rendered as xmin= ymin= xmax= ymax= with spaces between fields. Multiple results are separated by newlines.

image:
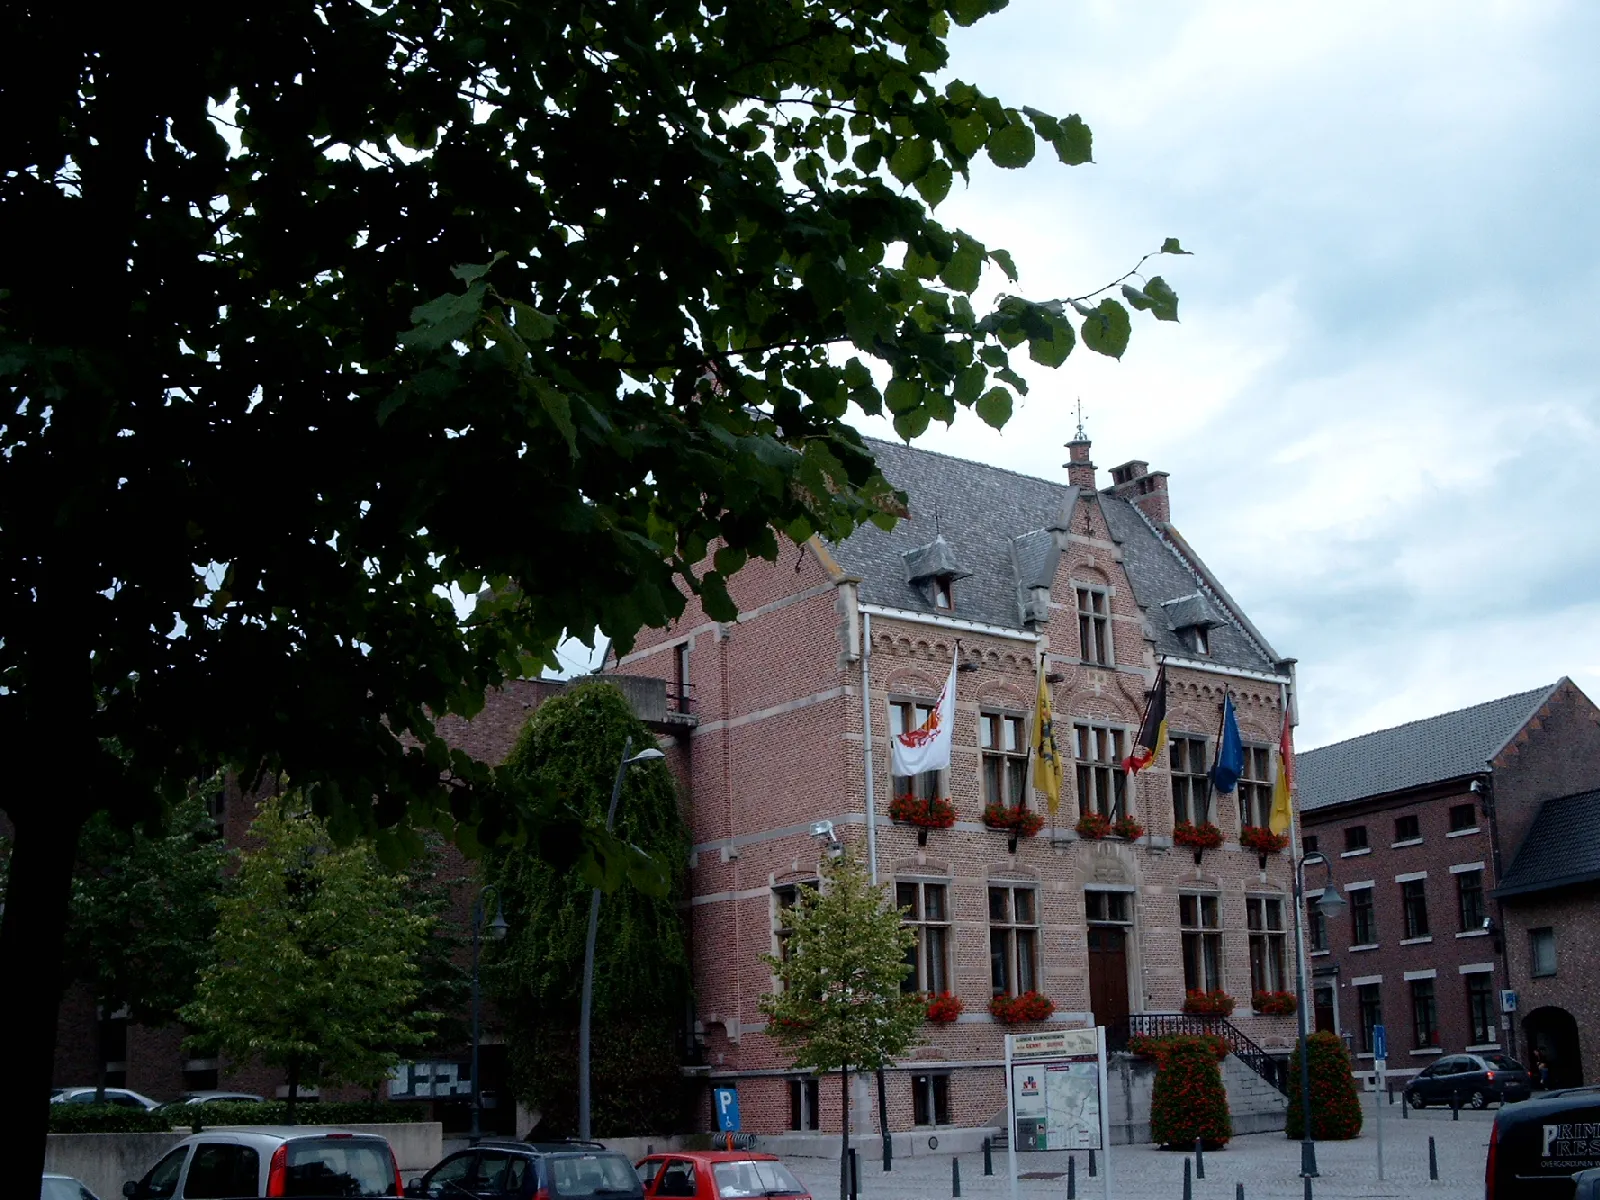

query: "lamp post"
xmin=470 ymin=884 xmax=510 ymax=1143
xmin=577 ymin=736 xmax=667 ymax=1141
xmin=1291 ymin=851 xmax=1346 ymax=1178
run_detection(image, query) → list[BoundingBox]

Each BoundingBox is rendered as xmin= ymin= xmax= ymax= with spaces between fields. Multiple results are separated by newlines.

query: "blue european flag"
xmin=1210 ymin=695 xmax=1244 ymax=794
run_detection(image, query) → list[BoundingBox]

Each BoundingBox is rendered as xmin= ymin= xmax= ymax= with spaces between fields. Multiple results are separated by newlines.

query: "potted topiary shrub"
xmin=1286 ymin=1031 xmax=1364 ymax=1140
xmin=1150 ymin=1035 xmax=1233 ymax=1150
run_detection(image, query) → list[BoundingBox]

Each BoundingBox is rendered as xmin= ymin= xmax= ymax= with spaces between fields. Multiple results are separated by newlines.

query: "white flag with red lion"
xmin=891 ymin=652 xmax=958 ymax=777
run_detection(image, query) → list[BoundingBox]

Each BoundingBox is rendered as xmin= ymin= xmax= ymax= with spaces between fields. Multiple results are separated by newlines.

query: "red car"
xmin=633 ymin=1153 xmax=811 ymax=1200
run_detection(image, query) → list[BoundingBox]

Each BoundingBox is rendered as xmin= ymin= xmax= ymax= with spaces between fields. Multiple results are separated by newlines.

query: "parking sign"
xmin=1373 ymin=1023 xmax=1387 ymax=1062
xmin=714 ymin=1087 xmax=741 ymax=1132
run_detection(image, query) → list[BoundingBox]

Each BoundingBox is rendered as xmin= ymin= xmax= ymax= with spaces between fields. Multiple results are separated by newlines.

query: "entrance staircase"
xmin=1115 ymin=1013 xmax=1290 ymax=1095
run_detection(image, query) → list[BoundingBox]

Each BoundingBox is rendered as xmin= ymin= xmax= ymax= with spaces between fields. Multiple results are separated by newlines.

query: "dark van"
xmin=1488 ymin=1087 xmax=1600 ymax=1197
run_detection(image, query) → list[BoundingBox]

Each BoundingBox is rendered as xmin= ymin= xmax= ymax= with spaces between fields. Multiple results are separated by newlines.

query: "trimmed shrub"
xmin=1285 ymin=1031 xmax=1363 ymax=1140
xmin=1128 ymin=1032 xmax=1229 ymax=1063
xmin=49 ymin=1104 xmax=176 ymax=1133
xmin=1150 ymin=1035 xmax=1232 ymax=1149
xmin=167 ymin=1099 xmax=430 ymax=1131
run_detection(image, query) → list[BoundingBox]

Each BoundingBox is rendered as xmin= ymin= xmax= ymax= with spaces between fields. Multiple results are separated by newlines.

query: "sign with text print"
xmin=713 ymin=1086 xmax=741 ymax=1132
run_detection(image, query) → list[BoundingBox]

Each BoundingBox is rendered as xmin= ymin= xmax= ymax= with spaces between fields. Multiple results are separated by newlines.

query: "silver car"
xmin=124 ymin=1128 xmax=401 ymax=1199
xmin=52 ymin=1087 xmax=162 ymax=1111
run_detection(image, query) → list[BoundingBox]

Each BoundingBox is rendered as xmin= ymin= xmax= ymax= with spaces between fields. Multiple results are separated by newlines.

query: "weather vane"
xmin=1074 ymin=397 xmax=1087 ymax=441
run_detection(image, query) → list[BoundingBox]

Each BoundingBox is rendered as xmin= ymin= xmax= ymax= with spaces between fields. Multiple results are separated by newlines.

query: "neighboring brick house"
xmin=1296 ymin=679 xmax=1600 ymax=1086
xmin=609 ymin=432 xmax=1303 ymax=1138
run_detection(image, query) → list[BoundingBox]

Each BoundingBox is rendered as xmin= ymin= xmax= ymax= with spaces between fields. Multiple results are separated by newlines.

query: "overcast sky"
xmin=840 ymin=0 xmax=1600 ymax=749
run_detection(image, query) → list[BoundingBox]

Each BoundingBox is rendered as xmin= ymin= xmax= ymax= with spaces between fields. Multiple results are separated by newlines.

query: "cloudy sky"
xmin=842 ymin=0 xmax=1600 ymax=749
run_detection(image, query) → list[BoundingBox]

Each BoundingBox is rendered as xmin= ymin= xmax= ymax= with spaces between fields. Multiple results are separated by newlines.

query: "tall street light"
xmin=470 ymin=884 xmax=509 ymax=1143
xmin=577 ymin=736 xmax=666 ymax=1141
xmin=1291 ymin=851 xmax=1347 ymax=1178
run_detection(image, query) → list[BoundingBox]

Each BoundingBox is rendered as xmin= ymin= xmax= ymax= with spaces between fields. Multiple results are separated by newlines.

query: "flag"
xmin=1269 ymin=708 xmax=1295 ymax=835
xmin=890 ymin=651 xmax=958 ymax=777
xmin=1121 ymin=665 xmax=1169 ymax=774
xmin=1031 ymin=667 xmax=1064 ymax=814
xmin=1209 ymin=693 xmax=1244 ymax=794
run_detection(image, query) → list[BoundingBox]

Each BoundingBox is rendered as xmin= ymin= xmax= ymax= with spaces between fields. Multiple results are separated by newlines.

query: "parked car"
xmin=171 ymin=1092 xmax=266 ymax=1107
xmin=124 ymin=1128 xmax=403 ymax=1199
xmin=633 ymin=1153 xmax=811 ymax=1200
xmin=52 ymin=1087 xmax=162 ymax=1111
xmin=407 ymin=1141 xmax=642 ymax=1200
xmin=1402 ymin=1052 xmax=1531 ymax=1109
xmin=43 ymin=1175 xmax=101 ymax=1200
xmin=1488 ymin=1085 xmax=1600 ymax=1197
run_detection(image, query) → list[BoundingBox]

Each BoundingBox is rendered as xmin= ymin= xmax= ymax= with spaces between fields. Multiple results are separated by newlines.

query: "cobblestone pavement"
xmin=782 ymin=1103 xmax=1494 ymax=1200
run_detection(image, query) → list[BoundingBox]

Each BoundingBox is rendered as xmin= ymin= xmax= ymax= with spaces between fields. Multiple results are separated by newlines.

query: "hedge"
xmin=1285 ymin=1031 xmax=1363 ymax=1140
xmin=1149 ymin=1035 xmax=1232 ymax=1150
xmin=165 ymin=1100 xmax=430 ymax=1130
xmin=49 ymin=1105 xmax=177 ymax=1134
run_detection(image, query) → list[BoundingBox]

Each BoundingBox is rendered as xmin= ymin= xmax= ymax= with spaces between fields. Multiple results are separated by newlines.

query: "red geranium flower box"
xmin=1182 ymin=988 xmax=1237 ymax=1017
xmin=1240 ymin=825 xmax=1290 ymax=855
xmin=990 ymin=991 xmax=1055 ymax=1024
xmin=925 ymin=991 xmax=963 ymax=1023
xmin=1075 ymin=811 xmax=1111 ymax=840
xmin=1253 ymin=990 xmax=1298 ymax=1016
xmin=889 ymin=793 xmax=957 ymax=829
xmin=983 ymin=804 xmax=1044 ymax=838
xmin=1112 ymin=815 xmax=1145 ymax=841
xmin=1173 ymin=820 xmax=1225 ymax=851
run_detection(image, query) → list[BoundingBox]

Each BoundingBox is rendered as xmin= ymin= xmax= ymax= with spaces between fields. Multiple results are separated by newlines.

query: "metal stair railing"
xmin=1124 ymin=1012 xmax=1291 ymax=1096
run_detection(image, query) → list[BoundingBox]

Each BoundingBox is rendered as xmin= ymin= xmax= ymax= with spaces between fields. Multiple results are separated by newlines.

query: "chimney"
xmin=1108 ymin=460 xmax=1171 ymax=525
xmin=1064 ymin=434 xmax=1097 ymax=491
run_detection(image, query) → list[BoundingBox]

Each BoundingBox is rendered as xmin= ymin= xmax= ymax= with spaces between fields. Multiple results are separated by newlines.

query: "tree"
xmin=181 ymin=803 xmax=433 ymax=1122
xmin=760 ymin=845 xmax=923 ymax=1200
xmin=1 ymin=0 xmax=1184 ymax=1167
xmin=1148 ymin=1035 xmax=1232 ymax=1150
xmin=486 ymin=681 xmax=691 ymax=1135
xmin=64 ymin=789 xmax=230 ymax=1100
xmin=1286 ymin=1031 xmax=1364 ymax=1140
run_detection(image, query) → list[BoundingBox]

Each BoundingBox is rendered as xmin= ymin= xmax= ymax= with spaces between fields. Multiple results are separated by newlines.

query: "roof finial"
xmin=1074 ymin=397 xmax=1087 ymax=442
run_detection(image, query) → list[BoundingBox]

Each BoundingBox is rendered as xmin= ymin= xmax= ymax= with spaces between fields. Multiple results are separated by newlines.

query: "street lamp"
xmin=470 ymin=884 xmax=509 ymax=1142
xmin=1291 ymin=851 xmax=1347 ymax=1178
xmin=577 ymin=737 xmax=666 ymax=1141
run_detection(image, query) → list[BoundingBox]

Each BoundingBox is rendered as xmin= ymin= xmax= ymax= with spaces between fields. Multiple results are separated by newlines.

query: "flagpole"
xmin=1200 ymin=688 xmax=1229 ymax=826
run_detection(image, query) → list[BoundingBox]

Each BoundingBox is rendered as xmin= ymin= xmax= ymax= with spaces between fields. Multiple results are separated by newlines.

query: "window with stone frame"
xmin=1411 ymin=979 xmax=1439 ymax=1048
xmin=773 ymin=882 xmax=812 ymax=987
xmin=1449 ymin=802 xmax=1478 ymax=833
xmin=890 ymin=699 xmax=941 ymax=801
xmin=788 ymin=1078 xmax=820 ymax=1131
xmin=1400 ymin=879 xmax=1429 ymax=939
xmin=896 ymin=880 xmax=951 ymax=995
xmin=1074 ymin=723 xmax=1127 ymax=818
xmin=1350 ymin=885 xmax=1377 ymax=946
xmin=1179 ymin=893 xmax=1222 ymax=993
xmin=1457 ymin=870 xmax=1485 ymax=932
xmin=1357 ymin=983 xmax=1383 ymax=1053
xmin=1465 ymin=973 xmax=1496 ymax=1045
xmin=988 ymin=885 xmax=1039 ymax=997
xmin=1531 ymin=928 xmax=1557 ymax=978
xmin=1394 ymin=813 xmax=1421 ymax=843
xmin=1238 ymin=746 xmax=1273 ymax=828
xmin=1345 ymin=825 xmax=1369 ymax=852
xmin=911 ymin=1073 xmax=952 ymax=1126
xmin=981 ymin=711 xmax=1029 ymax=810
xmin=1247 ymin=896 xmax=1288 ymax=994
xmin=1077 ymin=587 xmax=1112 ymax=665
xmin=1169 ymin=735 xmax=1210 ymax=825
xmin=1306 ymin=894 xmax=1328 ymax=952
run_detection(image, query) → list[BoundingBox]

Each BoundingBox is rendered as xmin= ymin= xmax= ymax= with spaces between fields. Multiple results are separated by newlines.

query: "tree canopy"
xmin=1 ymin=0 xmax=1182 ymax=1167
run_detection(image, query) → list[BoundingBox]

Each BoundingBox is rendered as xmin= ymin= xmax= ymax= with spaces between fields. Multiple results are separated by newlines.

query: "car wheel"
xmin=1407 ymin=1091 xmax=1426 ymax=1109
xmin=1469 ymin=1091 xmax=1489 ymax=1110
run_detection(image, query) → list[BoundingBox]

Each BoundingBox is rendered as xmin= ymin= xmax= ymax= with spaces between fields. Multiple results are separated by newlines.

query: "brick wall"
xmin=1500 ymin=883 xmax=1600 ymax=1086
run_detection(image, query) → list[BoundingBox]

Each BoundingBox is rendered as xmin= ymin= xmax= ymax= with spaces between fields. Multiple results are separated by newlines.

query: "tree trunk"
xmin=287 ymin=1056 xmax=301 ymax=1125
xmin=95 ymin=1007 xmax=108 ymax=1104
xmin=0 ymin=803 xmax=90 ymax=1185
xmin=838 ymin=1065 xmax=850 ymax=1200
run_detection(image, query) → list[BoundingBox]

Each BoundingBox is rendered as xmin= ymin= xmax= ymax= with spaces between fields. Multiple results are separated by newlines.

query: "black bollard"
xmin=1237 ymin=1185 xmax=1245 ymax=1200
xmin=1088 ymin=1148 xmax=1097 ymax=1178
xmin=1452 ymin=1092 xmax=1460 ymax=1121
xmin=1067 ymin=1155 xmax=1076 ymax=1200
xmin=647 ymin=1146 xmax=654 ymax=1157
xmin=1303 ymin=1177 xmax=1313 ymax=1200
xmin=983 ymin=1137 xmax=993 ymax=1177
xmin=952 ymin=1157 xmax=961 ymax=1199
xmin=1402 ymin=1092 xmax=1408 ymax=1119
xmin=1429 ymin=1136 xmax=1439 ymax=1181
xmin=1183 ymin=1157 xmax=1192 ymax=1200
xmin=848 ymin=1150 xmax=858 ymax=1200
xmin=1195 ymin=1138 xmax=1206 ymax=1179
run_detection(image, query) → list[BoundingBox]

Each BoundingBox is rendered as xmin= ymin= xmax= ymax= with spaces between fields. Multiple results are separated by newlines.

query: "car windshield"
xmin=711 ymin=1162 xmax=806 ymax=1197
xmin=1485 ymin=1054 xmax=1525 ymax=1071
xmin=42 ymin=1179 xmax=94 ymax=1200
xmin=284 ymin=1139 xmax=397 ymax=1197
xmin=549 ymin=1155 xmax=640 ymax=1198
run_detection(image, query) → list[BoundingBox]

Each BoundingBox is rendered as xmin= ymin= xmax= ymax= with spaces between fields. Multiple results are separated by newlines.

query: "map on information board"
xmin=1011 ymin=1059 xmax=1102 ymax=1150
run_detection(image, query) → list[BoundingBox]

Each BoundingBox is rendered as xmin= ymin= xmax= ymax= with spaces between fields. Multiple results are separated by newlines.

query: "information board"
xmin=1008 ymin=1028 xmax=1105 ymax=1151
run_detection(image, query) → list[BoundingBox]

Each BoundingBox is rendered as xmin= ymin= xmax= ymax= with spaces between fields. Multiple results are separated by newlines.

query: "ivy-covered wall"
xmin=486 ymin=681 xmax=692 ymax=1134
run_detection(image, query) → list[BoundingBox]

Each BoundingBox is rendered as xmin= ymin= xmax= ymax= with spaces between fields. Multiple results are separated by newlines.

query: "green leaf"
xmin=889 ymin=137 xmax=934 ymax=184
xmin=843 ymin=357 xmax=873 ymax=390
xmin=510 ymin=300 xmax=556 ymax=341
xmin=1142 ymin=276 xmax=1180 ymax=321
xmin=1027 ymin=313 xmax=1075 ymax=368
xmin=450 ymin=253 xmax=505 ymax=285
xmin=534 ymin=383 xmax=578 ymax=455
xmin=1050 ymin=114 xmax=1093 ymax=165
xmin=948 ymin=113 xmax=989 ymax=158
xmin=699 ymin=572 xmax=737 ymax=622
xmin=948 ymin=0 xmax=1005 ymax=26
xmin=986 ymin=117 xmax=1036 ymax=168
xmin=953 ymin=363 xmax=987 ymax=405
xmin=401 ymin=282 xmax=487 ymax=351
xmin=1080 ymin=298 xmax=1132 ymax=359
xmin=1121 ymin=284 xmax=1152 ymax=312
xmin=1161 ymin=237 xmax=1193 ymax=255
xmin=975 ymin=386 xmax=1013 ymax=429
xmin=939 ymin=237 xmax=983 ymax=293
xmin=989 ymin=248 xmax=1018 ymax=282
xmin=883 ymin=376 xmax=923 ymax=414
xmin=892 ymin=408 xmax=931 ymax=440
xmin=913 ymin=159 xmax=953 ymax=207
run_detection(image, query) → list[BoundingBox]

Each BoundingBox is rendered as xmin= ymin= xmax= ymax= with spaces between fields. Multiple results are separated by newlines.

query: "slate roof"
xmin=1496 ymin=788 xmax=1600 ymax=898
xmin=827 ymin=438 xmax=1281 ymax=676
xmin=1296 ymin=682 xmax=1561 ymax=812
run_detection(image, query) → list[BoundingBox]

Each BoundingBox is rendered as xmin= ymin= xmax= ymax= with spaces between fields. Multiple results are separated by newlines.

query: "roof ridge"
xmin=863 ymin=436 xmax=1072 ymax=494
xmin=1300 ymin=682 xmax=1560 ymax=757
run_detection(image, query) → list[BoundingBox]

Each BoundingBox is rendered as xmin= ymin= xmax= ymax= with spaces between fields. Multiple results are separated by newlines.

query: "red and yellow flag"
xmin=1269 ymin=708 xmax=1296 ymax=835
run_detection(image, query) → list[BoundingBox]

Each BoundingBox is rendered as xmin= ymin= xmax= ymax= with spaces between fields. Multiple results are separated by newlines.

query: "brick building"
xmin=609 ymin=432 xmax=1303 ymax=1138
xmin=1296 ymin=679 xmax=1600 ymax=1087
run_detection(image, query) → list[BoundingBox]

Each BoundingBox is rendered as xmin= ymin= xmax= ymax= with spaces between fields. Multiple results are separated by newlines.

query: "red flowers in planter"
xmin=1252 ymin=990 xmax=1298 ymax=1016
xmin=1075 ymin=811 xmax=1111 ymax=839
xmin=1240 ymin=825 xmax=1290 ymax=855
xmin=925 ymin=992 xmax=963 ymax=1023
xmin=1128 ymin=1032 xmax=1229 ymax=1063
xmin=1112 ymin=815 xmax=1145 ymax=841
xmin=983 ymin=803 xmax=1044 ymax=838
xmin=989 ymin=991 xmax=1054 ymax=1024
xmin=1173 ymin=820 xmax=1225 ymax=851
xmin=889 ymin=793 xmax=957 ymax=829
xmin=1182 ymin=988 xmax=1237 ymax=1017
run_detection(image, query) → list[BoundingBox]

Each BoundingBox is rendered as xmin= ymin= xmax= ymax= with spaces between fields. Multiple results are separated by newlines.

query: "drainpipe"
xmin=862 ymin=611 xmax=877 ymax=886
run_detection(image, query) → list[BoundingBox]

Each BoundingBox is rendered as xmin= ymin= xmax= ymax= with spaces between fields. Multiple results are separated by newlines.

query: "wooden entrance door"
xmin=1087 ymin=925 xmax=1130 ymax=1028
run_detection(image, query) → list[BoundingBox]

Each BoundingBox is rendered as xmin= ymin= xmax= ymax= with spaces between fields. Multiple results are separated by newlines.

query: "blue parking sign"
xmin=1373 ymin=1024 xmax=1387 ymax=1062
xmin=714 ymin=1087 xmax=741 ymax=1132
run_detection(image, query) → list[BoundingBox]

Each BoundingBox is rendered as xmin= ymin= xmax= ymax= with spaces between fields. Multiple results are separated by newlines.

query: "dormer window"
xmin=1180 ymin=625 xmax=1209 ymax=656
xmin=902 ymin=535 xmax=970 ymax=615
xmin=933 ymin=576 xmax=953 ymax=610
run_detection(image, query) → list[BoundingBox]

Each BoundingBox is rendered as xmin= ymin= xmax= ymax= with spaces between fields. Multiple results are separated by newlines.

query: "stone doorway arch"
xmin=1523 ymin=1006 xmax=1583 ymax=1089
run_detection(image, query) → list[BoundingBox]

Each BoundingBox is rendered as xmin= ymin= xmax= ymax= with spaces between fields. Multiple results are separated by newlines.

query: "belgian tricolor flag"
xmin=1122 ymin=665 xmax=1169 ymax=774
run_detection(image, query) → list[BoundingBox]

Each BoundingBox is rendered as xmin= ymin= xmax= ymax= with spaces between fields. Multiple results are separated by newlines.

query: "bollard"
xmin=1429 ymin=1136 xmax=1439 ymax=1181
xmin=983 ymin=1137 xmax=993 ymax=1177
xmin=1303 ymin=1177 xmax=1313 ymax=1200
xmin=1452 ymin=1092 xmax=1460 ymax=1122
xmin=1067 ymin=1155 xmax=1076 ymax=1200
xmin=1237 ymin=1185 xmax=1245 ymax=1200
xmin=1195 ymin=1138 xmax=1206 ymax=1179
xmin=1183 ymin=1157 xmax=1192 ymax=1200
xmin=1402 ymin=1092 xmax=1408 ymax=1120
xmin=647 ymin=1146 xmax=654 ymax=1157
xmin=1088 ymin=1148 xmax=1097 ymax=1178
xmin=848 ymin=1150 xmax=858 ymax=1200
xmin=952 ymin=1156 xmax=961 ymax=1199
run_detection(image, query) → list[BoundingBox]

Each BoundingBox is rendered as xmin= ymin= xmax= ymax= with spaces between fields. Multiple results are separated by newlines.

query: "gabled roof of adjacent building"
xmin=1495 ymin=788 xmax=1600 ymax=898
xmin=1297 ymin=682 xmax=1563 ymax=812
xmin=826 ymin=438 xmax=1282 ymax=676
